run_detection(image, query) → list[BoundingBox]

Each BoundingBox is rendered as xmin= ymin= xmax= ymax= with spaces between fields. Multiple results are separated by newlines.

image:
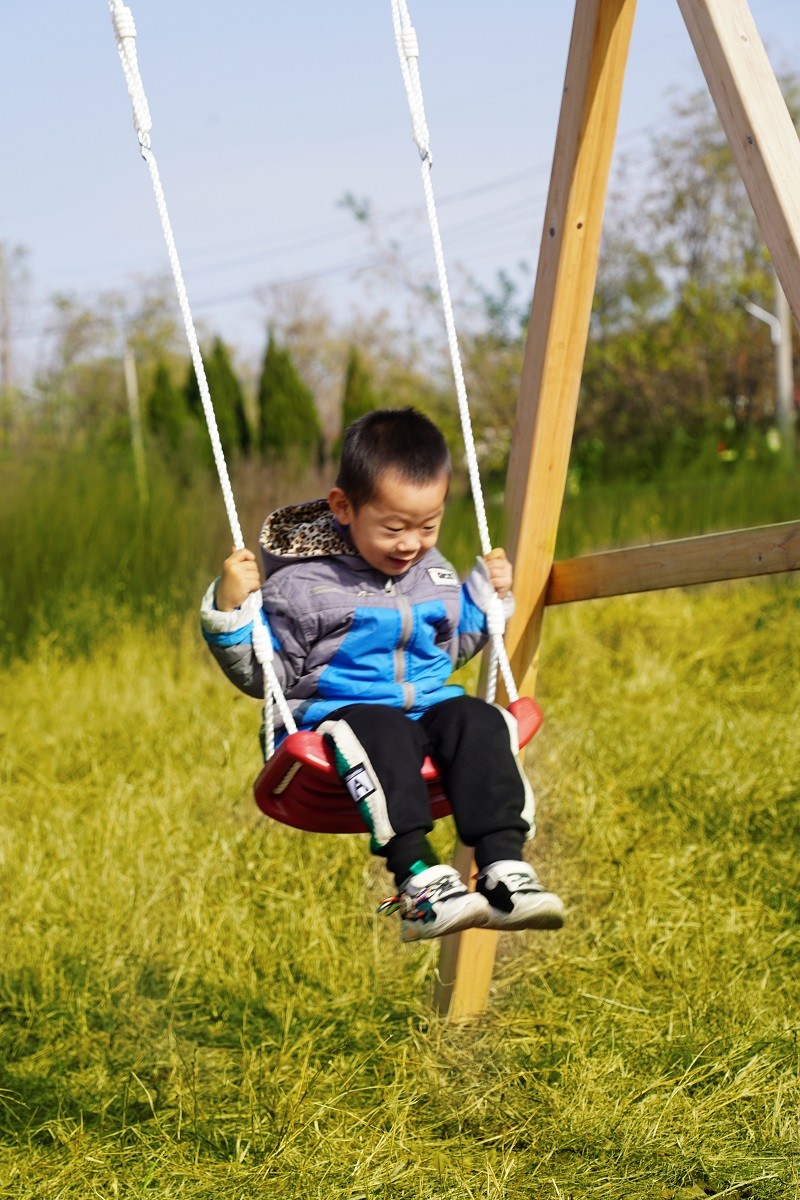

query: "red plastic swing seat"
xmin=253 ymin=696 xmax=543 ymax=834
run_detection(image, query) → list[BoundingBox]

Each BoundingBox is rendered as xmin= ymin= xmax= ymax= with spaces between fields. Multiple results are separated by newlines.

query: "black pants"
xmin=317 ymin=695 xmax=534 ymax=885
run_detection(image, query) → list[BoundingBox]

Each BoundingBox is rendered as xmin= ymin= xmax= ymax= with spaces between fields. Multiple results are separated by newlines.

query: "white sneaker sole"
xmin=483 ymin=893 xmax=566 ymax=931
xmin=401 ymin=893 xmax=490 ymax=942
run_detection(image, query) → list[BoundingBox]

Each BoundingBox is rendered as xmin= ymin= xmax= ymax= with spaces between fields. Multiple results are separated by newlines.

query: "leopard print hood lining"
xmin=259 ymin=499 xmax=354 ymax=569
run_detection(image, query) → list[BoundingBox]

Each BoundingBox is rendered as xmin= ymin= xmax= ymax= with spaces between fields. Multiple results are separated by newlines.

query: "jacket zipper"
xmin=395 ymin=591 xmax=415 ymax=710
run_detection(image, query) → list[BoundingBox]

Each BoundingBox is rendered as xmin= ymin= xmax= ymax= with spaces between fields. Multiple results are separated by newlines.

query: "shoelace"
xmin=377 ymin=874 xmax=464 ymax=921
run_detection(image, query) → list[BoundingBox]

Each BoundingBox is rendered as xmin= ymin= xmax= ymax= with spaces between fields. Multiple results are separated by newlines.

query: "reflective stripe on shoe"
xmin=476 ymin=860 xmax=565 ymax=931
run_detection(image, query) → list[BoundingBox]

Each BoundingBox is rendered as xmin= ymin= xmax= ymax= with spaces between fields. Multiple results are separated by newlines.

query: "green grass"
xmin=554 ymin=459 xmax=800 ymax=558
xmin=5 ymin=448 xmax=798 ymax=659
xmin=1 ymin=581 xmax=799 ymax=1197
xmin=0 ymin=452 xmax=329 ymax=660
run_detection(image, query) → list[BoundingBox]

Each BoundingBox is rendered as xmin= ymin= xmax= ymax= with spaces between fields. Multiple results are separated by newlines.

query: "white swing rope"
xmin=108 ymin=0 xmax=296 ymax=756
xmin=390 ymin=0 xmax=518 ymax=707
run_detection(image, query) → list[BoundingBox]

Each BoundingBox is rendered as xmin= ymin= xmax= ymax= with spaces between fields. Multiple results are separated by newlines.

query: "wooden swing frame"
xmin=437 ymin=0 xmax=800 ymax=1019
xmin=113 ymin=0 xmax=800 ymax=1020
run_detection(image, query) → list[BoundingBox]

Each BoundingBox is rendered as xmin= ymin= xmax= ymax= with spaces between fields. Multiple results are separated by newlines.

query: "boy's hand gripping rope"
xmin=108 ymin=0 xmax=296 ymax=753
xmin=390 ymin=0 xmax=518 ymax=705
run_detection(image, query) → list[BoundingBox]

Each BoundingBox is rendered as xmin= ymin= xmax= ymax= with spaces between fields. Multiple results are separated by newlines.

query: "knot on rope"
xmin=391 ymin=1 xmax=430 ymax=162
xmin=109 ymin=0 xmax=153 ymax=144
xmin=112 ymin=5 xmax=137 ymax=41
xmin=402 ymin=28 xmax=419 ymax=58
xmin=485 ymin=595 xmax=507 ymax=638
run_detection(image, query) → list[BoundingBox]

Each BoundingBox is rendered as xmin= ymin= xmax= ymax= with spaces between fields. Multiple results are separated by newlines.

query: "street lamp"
xmin=736 ymin=274 xmax=795 ymax=458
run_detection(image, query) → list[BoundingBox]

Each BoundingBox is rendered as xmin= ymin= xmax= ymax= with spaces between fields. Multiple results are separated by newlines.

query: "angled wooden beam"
xmin=435 ymin=0 xmax=639 ymax=1021
xmin=547 ymin=519 xmax=800 ymax=605
xmin=677 ymin=0 xmax=800 ymax=328
xmin=503 ymin=0 xmax=639 ymax=700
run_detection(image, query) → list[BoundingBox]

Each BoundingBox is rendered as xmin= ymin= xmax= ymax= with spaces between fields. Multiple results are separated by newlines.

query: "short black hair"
xmin=336 ymin=408 xmax=451 ymax=510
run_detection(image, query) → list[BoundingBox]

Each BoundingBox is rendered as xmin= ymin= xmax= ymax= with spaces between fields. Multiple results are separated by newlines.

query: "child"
xmin=201 ymin=408 xmax=565 ymax=942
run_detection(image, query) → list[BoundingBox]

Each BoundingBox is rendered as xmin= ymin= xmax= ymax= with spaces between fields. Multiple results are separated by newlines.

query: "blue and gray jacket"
xmin=200 ymin=499 xmax=507 ymax=740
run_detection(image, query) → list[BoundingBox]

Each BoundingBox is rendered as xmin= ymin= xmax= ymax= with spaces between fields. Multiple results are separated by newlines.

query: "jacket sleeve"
xmin=199 ymin=579 xmax=307 ymax=700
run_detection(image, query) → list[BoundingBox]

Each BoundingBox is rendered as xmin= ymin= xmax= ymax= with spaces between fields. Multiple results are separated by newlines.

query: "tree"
xmin=29 ymin=277 xmax=189 ymax=448
xmin=256 ymin=282 xmax=346 ymax=451
xmin=0 ymin=242 xmax=29 ymax=444
xmin=571 ymin=80 xmax=800 ymax=480
xmin=457 ymin=268 xmax=532 ymax=479
xmin=33 ymin=291 xmax=123 ymax=443
xmin=123 ymin=275 xmax=191 ymax=403
xmin=342 ymin=346 xmax=379 ymax=425
xmin=331 ymin=345 xmax=383 ymax=455
xmin=147 ymin=361 xmax=189 ymax=451
xmin=257 ymin=334 xmax=322 ymax=463
xmin=185 ymin=336 xmax=251 ymax=461
xmin=337 ymin=191 xmax=535 ymax=477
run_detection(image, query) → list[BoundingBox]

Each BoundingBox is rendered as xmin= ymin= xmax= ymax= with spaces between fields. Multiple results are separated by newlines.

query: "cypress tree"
xmin=185 ymin=337 xmax=251 ymax=460
xmin=147 ymin=361 xmax=189 ymax=451
xmin=341 ymin=345 xmax=380 ymax=428
xmin=257 ymin=334 xmax=322 ymax=461
xmin=331 ymin=345 xmax=382 ymax=458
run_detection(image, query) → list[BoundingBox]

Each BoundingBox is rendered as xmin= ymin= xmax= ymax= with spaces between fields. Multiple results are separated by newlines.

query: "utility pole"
xmin=0 ymin=243 xmax=12 ymax=446
xmin=123 ymin=343 xmax=149 ymax=508
xmin=0 ymin=245 xmax=9 ymax=387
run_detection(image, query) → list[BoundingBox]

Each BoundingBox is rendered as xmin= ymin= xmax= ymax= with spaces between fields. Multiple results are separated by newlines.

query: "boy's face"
xmin=328 ymin=468 xmax=449 ymax=577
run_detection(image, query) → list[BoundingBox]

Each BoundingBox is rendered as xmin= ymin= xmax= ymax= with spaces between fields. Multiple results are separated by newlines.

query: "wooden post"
xmin=504 ymin=0 xmax=638 ymax=699
xmin=433 ymin=841 xmax=497 ymax=1018
xmin=435 ymin=0 xmax=639 ymax=1020
xmin=676 ymin=0 xmax=800 ymax=330
xmin=0 ymin=243 xmax=10 ymax=395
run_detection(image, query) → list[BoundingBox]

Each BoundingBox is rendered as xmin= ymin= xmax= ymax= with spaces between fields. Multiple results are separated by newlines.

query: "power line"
xmin=11 ymin=109 xmax=681 ymax=334
xmin=23 ymin=114 xmax=670 ymax=294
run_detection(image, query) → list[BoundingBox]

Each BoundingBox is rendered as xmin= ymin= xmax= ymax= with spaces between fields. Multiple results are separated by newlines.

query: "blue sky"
xmin=2 ymin=1 xmax=798 ymax=377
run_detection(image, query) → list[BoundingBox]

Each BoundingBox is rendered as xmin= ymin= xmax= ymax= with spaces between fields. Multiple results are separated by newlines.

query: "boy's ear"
xmin=327 ymin=487 xmax=351 ymax=525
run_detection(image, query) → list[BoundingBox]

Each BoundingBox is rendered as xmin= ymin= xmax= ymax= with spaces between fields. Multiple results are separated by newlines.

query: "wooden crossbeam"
xmin=547 ymin=520 xmax=800 ymax=605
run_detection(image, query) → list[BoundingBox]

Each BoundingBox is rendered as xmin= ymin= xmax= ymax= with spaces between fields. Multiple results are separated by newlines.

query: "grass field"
xmin=1 ymin=451 xmax=799 ymax=1196
xmin=3 ymin=448 xmax=799 ymax=658
xmin=2 ymin=572 xmax=799 ymax=1197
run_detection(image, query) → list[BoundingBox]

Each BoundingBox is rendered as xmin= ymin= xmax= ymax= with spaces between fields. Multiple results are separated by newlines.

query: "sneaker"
xmin=476 ymin=860 xmax=565 ymax=931
xmin=378 ymin=864 xmax=490 ymax=943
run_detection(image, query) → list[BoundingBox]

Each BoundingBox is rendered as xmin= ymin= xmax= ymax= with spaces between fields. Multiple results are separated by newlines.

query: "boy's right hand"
xmin=215 ymin=547 xmax=262 ymax=611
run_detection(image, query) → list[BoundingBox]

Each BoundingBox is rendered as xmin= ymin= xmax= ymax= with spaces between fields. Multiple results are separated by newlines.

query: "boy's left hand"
xmin=484 ymin=548 xmax=512 ymax=599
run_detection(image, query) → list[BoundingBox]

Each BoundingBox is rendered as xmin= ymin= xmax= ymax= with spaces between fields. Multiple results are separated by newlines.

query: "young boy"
xmin=201 ymin=408 xmax=565 ymax=942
